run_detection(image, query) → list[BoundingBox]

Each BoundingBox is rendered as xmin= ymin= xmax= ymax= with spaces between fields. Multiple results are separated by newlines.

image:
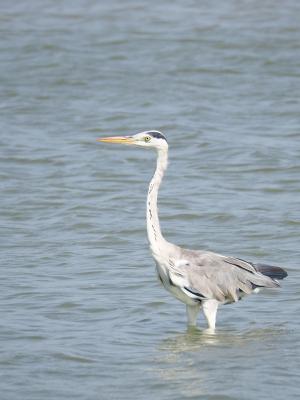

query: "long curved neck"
xmin=147 ymin=148 xmax=168 ymax=255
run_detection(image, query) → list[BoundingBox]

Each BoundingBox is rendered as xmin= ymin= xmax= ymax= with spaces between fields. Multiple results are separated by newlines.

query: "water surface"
xmin=1 ymin=1 xmax=300 ymax=399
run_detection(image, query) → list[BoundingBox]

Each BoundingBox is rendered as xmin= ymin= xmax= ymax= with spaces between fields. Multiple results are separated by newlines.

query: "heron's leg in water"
xmin=186 ymin=304 xmax=201 ymax=326
xmin=202 ymin=299 xmax=219 ymax=331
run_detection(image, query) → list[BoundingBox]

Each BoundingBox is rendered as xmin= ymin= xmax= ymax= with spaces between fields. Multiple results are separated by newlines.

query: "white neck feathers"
xmin=146 ymin=149 xmax=168 ymax=255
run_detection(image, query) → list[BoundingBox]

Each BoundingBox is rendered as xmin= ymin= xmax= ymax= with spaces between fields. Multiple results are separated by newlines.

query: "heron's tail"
xmin=253 ymin=263 xmax=288 ymax=281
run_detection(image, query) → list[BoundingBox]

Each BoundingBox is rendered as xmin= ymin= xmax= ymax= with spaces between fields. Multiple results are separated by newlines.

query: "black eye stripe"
xmin=147 ymin=131 xmax=167 ymax=142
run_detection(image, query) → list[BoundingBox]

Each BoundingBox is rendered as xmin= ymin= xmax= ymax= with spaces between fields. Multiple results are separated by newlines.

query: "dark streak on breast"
xmin=167 ymin=271 xmax=176 ymax=287
xmin=184 ymin=286 xmax=206 ymax=299
xmin=158 ymin=273 xmax=163 ymax=284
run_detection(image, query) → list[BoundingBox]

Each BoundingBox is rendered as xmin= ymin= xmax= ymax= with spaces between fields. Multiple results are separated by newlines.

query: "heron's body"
xmin=98 ymin=131 xmax=288 ymax=331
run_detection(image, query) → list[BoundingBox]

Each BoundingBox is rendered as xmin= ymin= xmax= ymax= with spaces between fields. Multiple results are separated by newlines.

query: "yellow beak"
xmin=96 ymin=136 xmax=134 ymax=144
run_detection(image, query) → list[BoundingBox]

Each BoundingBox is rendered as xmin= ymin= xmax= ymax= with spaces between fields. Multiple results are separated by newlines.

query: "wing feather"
xmin=170 ymin=249 xmax=280 ymax=303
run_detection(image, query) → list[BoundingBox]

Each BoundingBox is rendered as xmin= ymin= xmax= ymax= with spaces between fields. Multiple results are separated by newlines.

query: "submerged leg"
xmin=186 ymin=304 xmax=201 ymax=326
xmin=202 ymin=299 xmax=219 ymax=331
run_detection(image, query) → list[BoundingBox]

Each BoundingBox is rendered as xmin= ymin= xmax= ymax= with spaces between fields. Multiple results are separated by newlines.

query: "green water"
xmin=1 ymin=1 xmax=299 ymax=399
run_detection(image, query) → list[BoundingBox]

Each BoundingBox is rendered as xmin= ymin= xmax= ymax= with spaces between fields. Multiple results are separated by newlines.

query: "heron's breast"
xmin=155 ymin=262 xmax=196 ymax=306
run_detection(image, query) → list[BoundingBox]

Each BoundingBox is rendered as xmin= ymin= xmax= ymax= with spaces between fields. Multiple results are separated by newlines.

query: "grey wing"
xmin=169 ymin=250 xmax=281 ymax=303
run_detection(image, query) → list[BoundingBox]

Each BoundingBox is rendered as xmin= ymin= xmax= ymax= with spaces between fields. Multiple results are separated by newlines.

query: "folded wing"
xmin=168 ymin=250 xmax=287 ymax=304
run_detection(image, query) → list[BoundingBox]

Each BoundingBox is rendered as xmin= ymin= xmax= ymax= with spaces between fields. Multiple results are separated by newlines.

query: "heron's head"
xmin=97 ymin=130 xmax=168 ymax=151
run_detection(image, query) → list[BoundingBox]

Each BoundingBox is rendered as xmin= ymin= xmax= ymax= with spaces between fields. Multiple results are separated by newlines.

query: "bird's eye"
xmin=144 ymin=136 xmax=151 ymax=142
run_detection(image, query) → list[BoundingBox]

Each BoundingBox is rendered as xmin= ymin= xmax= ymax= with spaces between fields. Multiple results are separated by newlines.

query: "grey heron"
xmin=98 ymin=131 xmax=288 ymax=332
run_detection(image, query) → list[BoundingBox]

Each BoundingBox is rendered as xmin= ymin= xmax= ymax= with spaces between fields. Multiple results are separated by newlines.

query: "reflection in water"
xmin=160 ymin=327 xmax=221 ymax=354
xmin=159 ymin=325 xmax=285 ymax=354
xmin=153 ymin=327 xmax=285 ymax=399
xmin=153 ymin=329 xmax=220 ymax=398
